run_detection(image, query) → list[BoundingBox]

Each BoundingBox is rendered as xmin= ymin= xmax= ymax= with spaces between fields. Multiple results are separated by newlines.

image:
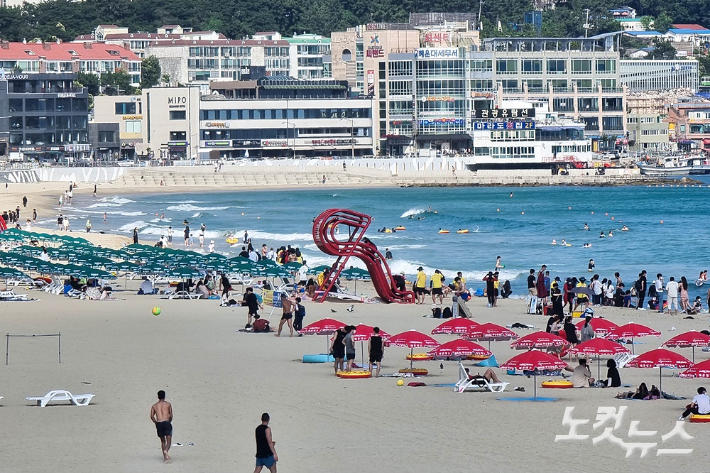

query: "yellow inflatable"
xmin=438 ymin=230 xmax=450 ymax=234
xmin=541 ymin=380 xmax=573 ymax=389
xmin=394 ymin=226 xmax=406 ymax=231
xmin=226 ymin=237 xmax=239 ymax=245
xmin=466 ymin=354 xmax=491 ymax=361
xmin=337 ymin=370 xmax=372 ymax=379
xmin=406 ymin=353 xmax=433 ymax=361
xmin=690 ymin=414 xmax=710 ymax=423
xmin=456 ymin=229 xmax=469 ymax=234
xmin=399 ymin=368 xmax=428 ymax=376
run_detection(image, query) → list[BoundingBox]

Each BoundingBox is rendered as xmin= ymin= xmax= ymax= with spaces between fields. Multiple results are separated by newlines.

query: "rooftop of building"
xmin=624 ymin=31 xmax=662 ymax=36
xmin=672 ymin=24 xmax=709 ymax=30
xmin=145 ymin=39 xmax=289 ymax=47
xmin=482 ymin=32 xmax=622 ymax=52
xmin=667 ymin=28 xmax=710 ymax=35
xmin=0 ymin=41 xmax=140 ymax=61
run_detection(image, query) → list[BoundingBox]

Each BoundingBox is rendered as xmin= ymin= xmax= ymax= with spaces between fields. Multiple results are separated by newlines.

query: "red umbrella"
xmin=464 ymin=323 xmax=519 ymax=350
xmin=606 ymin=323 xmax=661 ymax=354
xmin=299 ymin=318 xmax=346 ymax=353
xmin=569 ymin=338 xmax=630 ymax=378
xmin=300 ymin=318 xmax=346 ymax=335
xmin=680 ymin=359 xmax=710 ymax=378
xmin=500 ymin=350 xmax=568 ymax=400
xmin=510 ymin=331 xmax=569 ymax=350
xmin=427 ymin=339 xmax=491 ymax=359
xmin=626 ymin=348 xmax=693 ymax=393
xmin=352 ymin=324 xmax=391 ymax=368
xmin=386 ymin=330 xmax=440 ymax=369
xmin=431 ymin=318 xmax=480 ymax=335
xmin=575 ymin=318 xmax=619 ymax=336
xmin=662 ymin=331 xmax=710 ymax=363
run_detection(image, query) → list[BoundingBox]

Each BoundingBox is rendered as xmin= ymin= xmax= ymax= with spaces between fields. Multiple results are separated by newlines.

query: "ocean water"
xmin=55 ymin=180 xmax=710 ymax=298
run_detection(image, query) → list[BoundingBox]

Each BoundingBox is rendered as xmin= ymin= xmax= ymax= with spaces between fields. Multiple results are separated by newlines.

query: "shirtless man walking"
xmin=150 ymin=390 xmax=174 ymax=461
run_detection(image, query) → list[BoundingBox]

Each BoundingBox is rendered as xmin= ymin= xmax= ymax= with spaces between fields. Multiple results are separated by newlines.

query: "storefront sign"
xmin=418 ymin=118 xmax=465 ymax=126
xmin=471 ymin=92 xmax=495 ymax=98
xmin=262 ymin=140 xmax=288 ymax=147
xmin=473 ymin=121 xmax=536 ymax=130
xmin=122 ymin=115 xmax=143 ymax=120
xmin=423 ymin=32 xmax=451 ymax=43
xmin=474 ymin=108 xmax=536 ymax=119
xmin=311 ymin=139 xmax=355 ymax=146
xmin=168 ymin=96 xmax=187 ymax=109
xmin=57 ymin=92 xmax=76 ymax=98
xmin=205 ymin=122 xmax=230 ymax=128
xmin=4 ymin=74 xmax=29 ymax=80
xmin=415 ymin=48 xmax=459 ymax=59
xmin=421 ymin=96 xmax=456 ymax=102
xmin=366 ymin=46 xmax=384 ymax=58
xmin=167 ymin=141 xmax=188 ymax=147
xmin=204 ymin=141 xmax=230 ymax=147
xmin=232 ymin=140 xmax=260 ymax=147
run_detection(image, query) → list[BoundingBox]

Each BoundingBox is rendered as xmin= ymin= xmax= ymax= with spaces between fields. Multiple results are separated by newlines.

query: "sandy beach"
xmin=1 ymin=274 xmax=708 ymax=472
xmin=1 ymin=180 xmax=710 ymax=472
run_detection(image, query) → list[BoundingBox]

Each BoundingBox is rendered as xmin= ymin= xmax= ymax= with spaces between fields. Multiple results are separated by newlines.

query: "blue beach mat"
xmin=498 ymin=397 xmax=559 ymax=402
xmin=475 ymin=355 xmax=499 ymax=367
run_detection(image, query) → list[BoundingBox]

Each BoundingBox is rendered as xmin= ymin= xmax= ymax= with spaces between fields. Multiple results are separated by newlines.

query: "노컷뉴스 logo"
xmin=555 ymin=406 xmax=694 ymax=458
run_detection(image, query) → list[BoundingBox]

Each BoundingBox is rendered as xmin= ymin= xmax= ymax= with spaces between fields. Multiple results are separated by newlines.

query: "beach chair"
xmin=0 ymin=290 xmax=28 ymax=301
xmin=26 ymin=390 xmax=95 ymax=407
xmin=80 ymin=287 xmax=102 ymax=300
xmin=455 ymin=362 xmax=509 ymax=393
xmin=613 ymin=352 xmax=638 ymax=368
xmin=168 ymin=291 xmax=201 ymax=300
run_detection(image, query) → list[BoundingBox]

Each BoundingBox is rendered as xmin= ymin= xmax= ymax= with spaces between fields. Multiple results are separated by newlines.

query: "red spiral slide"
xmin=312 ymin=208 xmax=414 ymax=304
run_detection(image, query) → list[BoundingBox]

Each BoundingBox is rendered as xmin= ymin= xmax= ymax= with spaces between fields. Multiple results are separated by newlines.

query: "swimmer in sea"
xmin=608 ymin=230 xmax=613 ymax=237
xmin=495 ymin=255 xmax=503 ymax=271
xmin=599 ymin=231 xmax=605 ymax=239
xmin=561 ymin=239 xmax=567 ymax=246
xmin=583 ymin=243 xmax=592 ymax=248
xmin=584 ymin=223 xmax=590 ymax=231
xmin=621 ymin=225 xmax=628 ymax=231
xmin=510 ymin=192 xmax=513 ymax=198
xmin=588 ymin=259 xmax=595 ymax=271
xmin=551 ymin=239 xmax=557 ymax=245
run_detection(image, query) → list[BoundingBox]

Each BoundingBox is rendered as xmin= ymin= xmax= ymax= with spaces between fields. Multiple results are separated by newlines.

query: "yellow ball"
xmin=397 ymin=379 xmax=404 ymax=386
xmin=152 ymin=307 xmax=161 ymax=316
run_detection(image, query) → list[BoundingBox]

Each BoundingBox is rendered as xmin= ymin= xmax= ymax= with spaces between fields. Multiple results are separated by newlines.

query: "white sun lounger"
xmin=0 ymin=290 xmax=28 ymax=301
xmin=455 ymin=362 xmax=509 ymax=393
xmin=613 ymin=352 xmax=639 ymax=368
xmin=26 ymin=390 xmax=95 ymax=407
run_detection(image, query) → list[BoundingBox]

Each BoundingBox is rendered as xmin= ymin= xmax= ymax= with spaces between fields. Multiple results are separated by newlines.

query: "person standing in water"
xmin=133 ymin=227 xmax=139 ymax=244
xmin=150 ymin=390 xmax=173 ymax=462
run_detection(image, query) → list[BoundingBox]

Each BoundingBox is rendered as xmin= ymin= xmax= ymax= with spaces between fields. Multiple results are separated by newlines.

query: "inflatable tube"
xmin=456 ymin=230 xmax=469 ymax=234
xmin=337 ymin=370 xmax=372 ymax=379
xmin=438 ymin=230 xmax=450 ymax=234
xmin=302 ymin=354 xmax=335 ymax=363
xmin=383 ymin=229 xmax=392 ymax=233
xmin=406 ymin=353 xmax=433 ymax=361
xmin=466 ymin=354 xmax=491 ymax=361
xmin=226 ymin=237 xmax=239 ymax=245
xmin=541 ymin=380 xmax=573 ymax=389
xmin=690 ymin=414 xmax=710 ymax=423
xmin=399 ymin=368 xmax=428 ymax=376
xmin=696 ymin=280 xmax=704 ymax=287
xmin=394 ymin=226 xmax=406 ymax=231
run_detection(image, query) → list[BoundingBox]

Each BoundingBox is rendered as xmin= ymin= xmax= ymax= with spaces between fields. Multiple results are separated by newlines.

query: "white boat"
xmin=638 ymin=156 xmax=693 ymax=176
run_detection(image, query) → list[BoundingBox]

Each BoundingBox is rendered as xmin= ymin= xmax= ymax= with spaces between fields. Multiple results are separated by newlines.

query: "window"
xmin=496 ymin=59 xmax=517 ymax=74
xmin=521 ymin=60 xmax=542 ymax=74
xmin=170 ymin=131 xmax=187 ymax=141
xmin=578 ymin=98 xmax=599 ymax=112
xmin=571 ymin=60 xmax=591 ymax=74
xmin=170 ymin=111 xmax=186 ymax=120
xmin=596 ymin=59 xmax=616 ymax=74
xmin=469 ymin=60 xmax=492 ymax=72
xmin=550 ymin=80 xmax=567 ymax=89
xmin=98 ymin=131 xmax=115 ymax=143
xmin=125 ymin=120 xmax=142 ymax=133
xmin=115 ymin=102 xmax=137 ymax=115
xmin=547 ymin=59 xmax=566 ymax=74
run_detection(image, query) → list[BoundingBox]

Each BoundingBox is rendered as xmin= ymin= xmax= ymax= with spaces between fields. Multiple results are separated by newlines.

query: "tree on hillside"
xmin=140 ymin=55 xmax=161 ymax=89
xmin=101 ymin=70 xmax=134 ymax=96
xmin=653 ymin=12 xmax=673 ymax=33
xmin=639 ymin=15 xmax=654 ymax=30
xmin=648 ymin=40 xmax=676 ymax=59
xmin=76 ymin=71 xmax=100 ymax=96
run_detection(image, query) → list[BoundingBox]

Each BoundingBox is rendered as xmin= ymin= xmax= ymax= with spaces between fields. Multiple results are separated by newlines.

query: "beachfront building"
xmin=626 ymin=114 xmax=670 ymax=153
xmin=0 ymin=72 xmax=90 ymax=162
xmin=0 ymin=41 xmax=141 ymax=86
xmin=619 ymin=60 xmax=699 ymax=93
xmin=92 ymin=95 xmax=145 ymax=161
xmin=200 ymin=78 xmax=375 ymax=159
xmin=252 ymin=32 xmax=331 ymax=79
xmin=667 ymin=102 xmax=710 ymax=154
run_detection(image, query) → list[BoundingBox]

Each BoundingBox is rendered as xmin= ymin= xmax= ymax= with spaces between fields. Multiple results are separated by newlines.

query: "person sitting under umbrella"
xmin=680 ymin=387 xmax=710 ymax=420
xmin=571 ymin=358 xmax=594 ymax=387
xmin=601 ymin=359 xmax=621 ymax=388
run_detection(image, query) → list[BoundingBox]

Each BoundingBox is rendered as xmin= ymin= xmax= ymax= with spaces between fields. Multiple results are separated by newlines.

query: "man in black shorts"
xmin=331 ymin=326 xmax=346 ymax=375
xmin=243 ymin=286 xmax=262 ymax=329
xmin=276 ymin=293 xmax=294 ymax=337
xmin=150 ymin=390 xmax=173 ymax=462
xmin=368 ymin=326 xmax=384 ymax=377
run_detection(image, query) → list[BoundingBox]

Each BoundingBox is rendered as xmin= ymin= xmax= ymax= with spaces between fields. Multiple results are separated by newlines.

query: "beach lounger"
xmin=455 ymin=362 xmax=509 ymax=393
xmin=26 ymin=390 xmax=95 ymax=407
xmin=0 ymin=290 xmax=28 ymax=301
xmin=613 ymin=352 xmax=639 ymax=368
xmin=167 ymin=291 xmax=201 ymax=300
